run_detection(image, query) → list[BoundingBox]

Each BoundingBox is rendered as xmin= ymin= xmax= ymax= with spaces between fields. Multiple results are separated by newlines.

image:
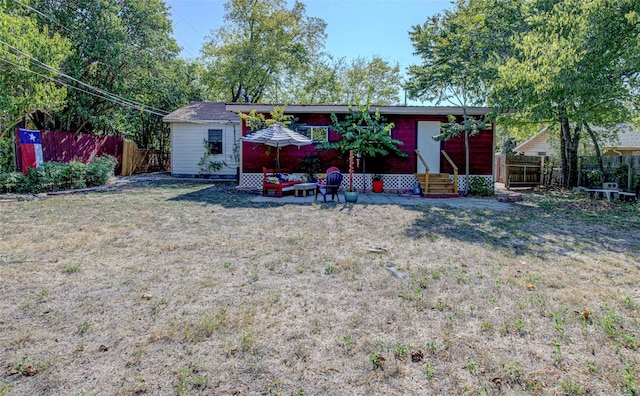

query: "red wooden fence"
xmin=15 ymin=129 xmax=123 ymax=174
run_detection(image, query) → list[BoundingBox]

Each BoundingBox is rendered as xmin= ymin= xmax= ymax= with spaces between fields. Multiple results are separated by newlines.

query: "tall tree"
xmin=0 ymin=0 xmax=71 ymax=136
xmin=406 ymin=0 xmax=492 ymax=194
xmin=342 ymin=56 xmax=402 ymax=105
xmin=265 ymin=54 xmax=402 ymax=105
xmin=200 ymin=0 xmax=327 ymax=103
xmin=491 ymin=0 xmax=640 ymax=187
xmin=26 ymin=0 xmax=191 ymax=147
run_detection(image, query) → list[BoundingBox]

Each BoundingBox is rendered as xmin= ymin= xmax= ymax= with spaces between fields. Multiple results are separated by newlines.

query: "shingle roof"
xmin=163 ymin=102 xmax=240 ymax=123
xmin=600 ymin=124 xmax=640 ymax=148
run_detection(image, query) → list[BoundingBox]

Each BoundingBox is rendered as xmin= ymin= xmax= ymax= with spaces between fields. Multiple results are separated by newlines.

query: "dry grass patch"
xmin=0 ymin=182 xmax=639 ymax=395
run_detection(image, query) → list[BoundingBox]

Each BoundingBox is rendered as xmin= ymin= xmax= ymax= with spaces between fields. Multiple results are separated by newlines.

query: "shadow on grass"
xmin=403 ymin=200 xmax=640 ymax=259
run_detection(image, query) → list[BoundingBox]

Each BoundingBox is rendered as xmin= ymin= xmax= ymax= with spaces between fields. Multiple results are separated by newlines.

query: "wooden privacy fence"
xmin=14 ymin=129 xmax=170 ymax=176
xmin=15 ymin=129 xmax=123 ymax=174
xmin=120 ymin=140 xmax=170 ymax=176
xmin=504 ymin=155 xmax=544 ymax=188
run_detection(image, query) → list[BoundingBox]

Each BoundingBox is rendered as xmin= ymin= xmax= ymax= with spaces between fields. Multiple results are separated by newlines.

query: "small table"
xmin=294 ymin=183 xmax=317 ymax=197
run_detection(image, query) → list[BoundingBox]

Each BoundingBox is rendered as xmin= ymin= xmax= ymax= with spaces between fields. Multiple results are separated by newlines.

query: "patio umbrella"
xmin=241 ymin=124 xmax=313 ymax=171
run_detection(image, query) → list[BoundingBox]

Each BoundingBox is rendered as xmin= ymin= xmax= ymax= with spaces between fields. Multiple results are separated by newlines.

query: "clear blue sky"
xmin=165 ymin=0 xmax=453 ymax=76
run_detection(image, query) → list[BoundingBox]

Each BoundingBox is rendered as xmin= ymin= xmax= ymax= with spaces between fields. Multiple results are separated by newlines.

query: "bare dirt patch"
xmin=1 ymin=182 xmax=639 ymax=395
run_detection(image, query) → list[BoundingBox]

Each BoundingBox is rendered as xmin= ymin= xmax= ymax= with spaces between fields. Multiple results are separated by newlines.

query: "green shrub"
xmin=0 ymin=172 xmax=26 ymax=193
xmin=86 ymin=155 xmax=117 ymax=187
xmin=615 ymin=163 xmax=629 ymax=190
xmin=468 ymin=176 xmax=494 ymax=196
xmin=0 ymin=155 xmax=116 ymax=194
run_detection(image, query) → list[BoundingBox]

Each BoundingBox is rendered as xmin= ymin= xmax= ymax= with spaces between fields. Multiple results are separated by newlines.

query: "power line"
xmin=12 ymin=0 xmax=73 ymax=33
xmin=0 ymin=55 xmax=168 ymax=117
xmin=0 ymin=40 xmax=170 ymax=115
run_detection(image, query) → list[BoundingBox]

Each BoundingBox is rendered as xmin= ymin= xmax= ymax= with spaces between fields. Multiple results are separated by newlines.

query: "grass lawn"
xmin=1 ymin=181 xmax=639 ymax=395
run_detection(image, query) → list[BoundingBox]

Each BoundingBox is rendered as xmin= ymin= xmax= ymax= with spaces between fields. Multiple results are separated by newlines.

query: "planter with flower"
xmin=371 ymin=174 xmax=384 ymax=193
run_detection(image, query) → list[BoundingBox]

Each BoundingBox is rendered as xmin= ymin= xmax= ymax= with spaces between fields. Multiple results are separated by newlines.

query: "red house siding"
xmin=241 ymin=112 xmax=493 ymax=175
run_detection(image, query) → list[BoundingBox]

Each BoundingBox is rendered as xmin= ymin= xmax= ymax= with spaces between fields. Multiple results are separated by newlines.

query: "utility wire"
xmin=0 ymin=51 xmax=169 ymax=117
xmin=0 ymin=56 xmax=168 ymax=117
xmin=0 ymin=40 xmax=170 ymax=115
xmin=12 ymin=0 xmax=73 ymax=33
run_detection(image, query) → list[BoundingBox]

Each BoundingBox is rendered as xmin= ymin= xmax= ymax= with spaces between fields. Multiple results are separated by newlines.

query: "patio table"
xmin=294 ymin=183 xmax=317 ymax=197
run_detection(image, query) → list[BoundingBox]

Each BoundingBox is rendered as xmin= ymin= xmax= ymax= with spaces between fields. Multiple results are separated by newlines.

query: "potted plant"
xmin=344 ymin=150 xmax=359 ymax=203
xmin=372 ymin=174 xmax=383 ymax=193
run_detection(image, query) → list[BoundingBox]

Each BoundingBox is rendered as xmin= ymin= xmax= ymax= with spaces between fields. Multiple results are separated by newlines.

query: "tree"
xmin=267 ymin=54 xmax=402 ymax=105
xmin=324 ymin=104 xmax=406 ymax=188
xmin=342 ymin=56 xmax=402 ymax=105
xmin=22 ymin=0 xmax=195 ymax=153
xmin=201 ymin=0 xmax=327 ymax=103
xmin=406 ymin=0 xmax=492 ymax=194
xmin=491 ymin=0 xmax=640 ymax=187
xmin=0 ymin=0 xmax=71 ymax=137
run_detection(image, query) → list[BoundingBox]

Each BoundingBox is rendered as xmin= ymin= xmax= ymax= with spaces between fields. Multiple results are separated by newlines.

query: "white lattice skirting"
xmin=242 ymin=173 xmax=494 ymax=192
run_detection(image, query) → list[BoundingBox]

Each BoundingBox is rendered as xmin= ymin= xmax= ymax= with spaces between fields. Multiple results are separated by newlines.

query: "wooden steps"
xmin=415 ymin=173 xmax=459 ymax=198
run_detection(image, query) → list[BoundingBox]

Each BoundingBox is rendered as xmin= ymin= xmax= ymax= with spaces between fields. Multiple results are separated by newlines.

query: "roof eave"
xmin=225 ymin=103 xmax=491 ymax=116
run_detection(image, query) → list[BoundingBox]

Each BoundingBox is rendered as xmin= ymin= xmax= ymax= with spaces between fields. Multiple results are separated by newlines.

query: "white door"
xmin=417 ymin=121 xmax=441 ymax=173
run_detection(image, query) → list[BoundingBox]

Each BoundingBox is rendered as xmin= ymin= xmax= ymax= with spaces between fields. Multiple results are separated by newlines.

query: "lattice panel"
xmin=241 ymin=173 xmax=263 ymax=189
xmin=455 ymin=175 xmax=494 ymax=191
xmin=242 ymin=173 xmax=494 ymax=192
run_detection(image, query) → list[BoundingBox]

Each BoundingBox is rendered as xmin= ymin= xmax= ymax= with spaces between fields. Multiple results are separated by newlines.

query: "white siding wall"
xmin=171 ymin=122 xmax=240 ymax=176
xmin=518 ymin=133 xmax=552 ymax=156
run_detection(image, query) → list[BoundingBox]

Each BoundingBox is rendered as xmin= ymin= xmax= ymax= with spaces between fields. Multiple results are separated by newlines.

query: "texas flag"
xmin=19 ymin=129 xmax=44 ymax=174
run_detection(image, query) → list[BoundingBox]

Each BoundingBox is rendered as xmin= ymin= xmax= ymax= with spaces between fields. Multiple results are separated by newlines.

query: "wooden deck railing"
xmin=441 ymin=150 xmax=458 ymax=193
xmin=415 ymin=149 xmax=430 ymax=193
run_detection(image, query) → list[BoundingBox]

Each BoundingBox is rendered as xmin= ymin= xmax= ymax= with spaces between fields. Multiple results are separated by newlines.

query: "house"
xmin=163 ymin=102 xmax=240 ymax=178
xmin=513 ymin=124 xmax=640 ymax=157
xmin=600 ymin=124 xmax=640 ymax=156
xmin=226 ymin=104 xmax=494 ymax=193
xmin=513 ymin=127 xmax=552 ymax=157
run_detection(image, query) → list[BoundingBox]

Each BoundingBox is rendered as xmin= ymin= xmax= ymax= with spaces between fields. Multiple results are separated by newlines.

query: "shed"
xmin=163 ymin=102 xmax=240 ymax=178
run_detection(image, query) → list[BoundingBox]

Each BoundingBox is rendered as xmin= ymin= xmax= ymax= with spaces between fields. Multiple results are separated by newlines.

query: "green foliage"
xmin=324 ymin=104 xmax=406 ymax=167
xmin=298 ymin=154 xmax=323 ymax=181
xmin=0 ymin=155 xmax=116 ymax=193
xmin=0 ymin=135 xmax=14 ymax=173
xmin=238 ymin=106 xmax=295 ymax=133
xmin=490 ymin=0 xmax=640 ymax=187
xmin=0 ymin=2 xmax=71 ymax=134
xmin=198 ymin=139 xmax=226 ymax=174
xmin=201 ymin=0 xmax=327 ymax=103
xmin=434 ymin=114 xmax=488 ymax=142
xmin=86 ymin=155 xmax=118 ymax=187
xmin=615 ymin=163 xmax=630 ymax=190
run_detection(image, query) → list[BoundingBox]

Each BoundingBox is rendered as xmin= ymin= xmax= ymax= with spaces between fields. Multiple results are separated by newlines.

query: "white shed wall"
xmin=170 ymin=121 xmax=240 ymax=176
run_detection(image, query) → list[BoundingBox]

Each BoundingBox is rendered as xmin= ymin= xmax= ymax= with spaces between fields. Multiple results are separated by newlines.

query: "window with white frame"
xmin=295 ymin=125 xmax=329 ymax=143
xmin=207 ymin=129 xmax=223 ymax=155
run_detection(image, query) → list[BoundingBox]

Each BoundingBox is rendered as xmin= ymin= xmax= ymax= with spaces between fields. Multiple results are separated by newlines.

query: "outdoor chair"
xmin=315 ymin=170 xmax=343 ymax=202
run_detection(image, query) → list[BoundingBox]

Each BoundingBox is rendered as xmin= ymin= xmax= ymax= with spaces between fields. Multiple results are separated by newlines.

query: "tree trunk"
xmin=559 ymin=111 xmax=580 ymax=188
xmin=583 ymin=121 xmax=605 ymax=181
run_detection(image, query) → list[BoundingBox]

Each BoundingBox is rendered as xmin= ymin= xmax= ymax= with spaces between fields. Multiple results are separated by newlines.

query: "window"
xmin=296 ymin=125 xmax=329 ymax=143
xmin=207 ymin=129 xmax=223 ymax=155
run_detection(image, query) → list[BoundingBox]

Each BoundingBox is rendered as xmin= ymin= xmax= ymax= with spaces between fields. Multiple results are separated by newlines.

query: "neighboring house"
xmin=513 ymin=127 xmax=552 ymax=157
xmin=163 ymin=102 xmax=240 ymax=178
xmin=599 ymin=124 xmax=640 ymax=156
xmin=226 ymin=104 xmax=494 ymax=192
xmin=513 ymin=124 xmax=640 ymax=157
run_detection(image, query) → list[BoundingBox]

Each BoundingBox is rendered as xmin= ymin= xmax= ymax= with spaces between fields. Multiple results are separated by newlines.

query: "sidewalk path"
xmin=251 ymin=192 xmax=519 ymax=211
